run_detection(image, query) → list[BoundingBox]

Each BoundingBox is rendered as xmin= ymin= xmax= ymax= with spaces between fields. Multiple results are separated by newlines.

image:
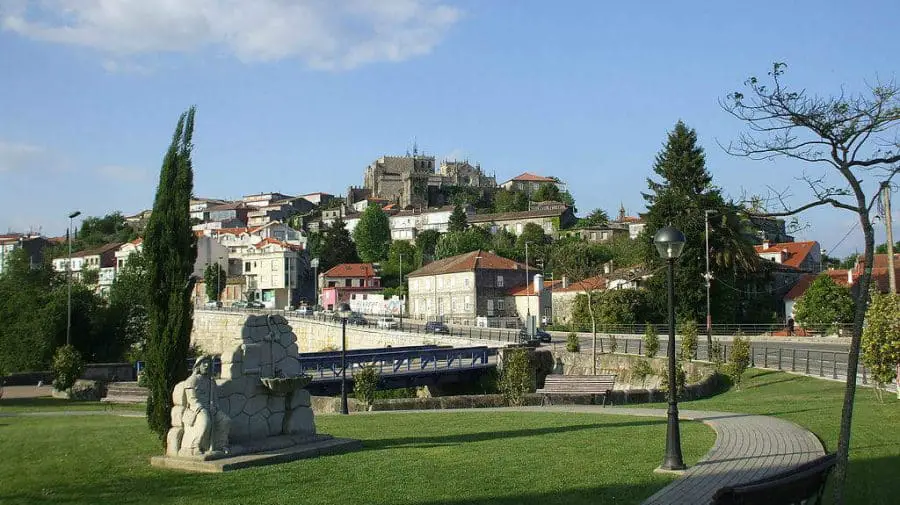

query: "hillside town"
xmin=3 ymin=148 xmax=895 ymax=334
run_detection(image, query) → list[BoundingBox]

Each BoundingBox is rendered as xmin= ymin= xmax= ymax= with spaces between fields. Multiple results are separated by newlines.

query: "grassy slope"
xmin=0 ymin=411 xmax=714 ymax=505
xmin=645 ymin=369 xmax=900 ymax=505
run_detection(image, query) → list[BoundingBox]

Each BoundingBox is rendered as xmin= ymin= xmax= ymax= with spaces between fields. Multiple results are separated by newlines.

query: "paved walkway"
xmin=361 ymin=406 xmax=825 ymax=505
xmin=527 ymin=406 xmax=825 ymax=505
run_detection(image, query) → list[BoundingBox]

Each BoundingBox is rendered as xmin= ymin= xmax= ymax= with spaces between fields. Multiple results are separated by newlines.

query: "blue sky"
xmin=0 ymin=0 xmax=897 ymax=257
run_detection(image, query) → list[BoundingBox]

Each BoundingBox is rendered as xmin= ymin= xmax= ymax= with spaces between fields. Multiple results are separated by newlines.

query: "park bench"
xmin=710 ymin=452 xmax=837 ymax=505
xmin=536 ymin=374 xmax=616 ymax=406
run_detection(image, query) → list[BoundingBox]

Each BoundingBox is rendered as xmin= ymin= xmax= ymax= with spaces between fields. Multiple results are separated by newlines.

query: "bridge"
xmin=298 ymin=345 xmax=497 ymax=395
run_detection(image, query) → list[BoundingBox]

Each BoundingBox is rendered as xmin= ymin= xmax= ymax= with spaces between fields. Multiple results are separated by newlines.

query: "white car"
xmin=204 ymin=301 xmax=222 ymax=309
xmin=377 ymin=317 xmax=398 ymax=329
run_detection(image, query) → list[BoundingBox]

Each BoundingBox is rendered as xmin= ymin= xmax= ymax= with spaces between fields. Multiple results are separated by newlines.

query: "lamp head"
xmin=69 ymin=211 xmax=81 ymax=219
xmin=338 ymin=302 xmax=352 ymax=319
xmin=653 ymin=226 xmax=686 ymax=260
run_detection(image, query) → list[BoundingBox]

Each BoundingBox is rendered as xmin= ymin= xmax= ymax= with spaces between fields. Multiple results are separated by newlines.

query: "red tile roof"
xmin=254 ymin=237 xmax=302 ymax=251
xmin=407 ymin=250 xmax=528 ymax=277
xmin=553 ymin=275 xmax=608 ymax=293
xmin=130 ymin=238 xmax=143 ymax=245
xmin=754 ymin=241 xmax=817 ymax=269
xmin=508 ymin=172 xmax=556 ymax=183
xmin=785 ymin=271 xmax=853 ymax=300
xmin=322 ymin=263 xmax=378 ymax=278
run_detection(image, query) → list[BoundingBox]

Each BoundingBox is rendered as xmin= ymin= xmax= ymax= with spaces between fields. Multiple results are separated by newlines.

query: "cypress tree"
xmin=352 ymin=205 xmax=391 ymax=262
xmin=144 ymin=107 xmax=198 ymax=444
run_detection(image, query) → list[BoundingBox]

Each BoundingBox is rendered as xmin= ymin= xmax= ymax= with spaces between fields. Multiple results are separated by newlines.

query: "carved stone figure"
xmin=166 ymin=355 xmax=230 ymax=458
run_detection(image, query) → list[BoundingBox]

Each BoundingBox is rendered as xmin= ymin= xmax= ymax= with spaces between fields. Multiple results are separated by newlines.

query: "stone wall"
xmin=192 ymin=310 xmax=505 ymax=356
xmin=548 ymin=348 xmax=715 ymax=390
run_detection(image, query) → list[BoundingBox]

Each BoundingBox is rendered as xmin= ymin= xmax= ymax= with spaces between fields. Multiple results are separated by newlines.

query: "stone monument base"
xmin=150 ymin=434 xmax=362 ymax=473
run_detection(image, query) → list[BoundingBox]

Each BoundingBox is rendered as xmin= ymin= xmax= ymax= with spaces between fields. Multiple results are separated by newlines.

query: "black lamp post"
xmin=338 ymin=302 xmax=352 ymax=415
xmin=654 ymin=225 xmax=687 ymax=471
xmin=66 ymin=210 xmax=81 ymax=347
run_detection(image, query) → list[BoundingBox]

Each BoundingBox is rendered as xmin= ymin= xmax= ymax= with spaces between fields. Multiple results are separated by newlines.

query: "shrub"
xmin=631 ymin=359 xmax=654 ymax=388
xmin=658 ymin=362 xmax=686 ymax=399
xmin=51 ymin=345 xmax=84 ymax=391
xmin=726 ymin=335 xmax=751 ymax=390
xmin=643 ymin=323 xmax=659 ymax=358
xmin=608 ymin=334 xmax=618 ymax=354
xmin=353 ymin=365 xmax=379 ymax=410
xmin=678 ymin=319 xmax=698 ymax=361
xmin=499 ymin=348 xmax=534 ymax=406
xmin=137 ymin=371 xmax=149 ymax=388
xmin=709 ymin=340 xmax=724 ymax=371
xmin=566 ymin=333 xmax=580 ymax=352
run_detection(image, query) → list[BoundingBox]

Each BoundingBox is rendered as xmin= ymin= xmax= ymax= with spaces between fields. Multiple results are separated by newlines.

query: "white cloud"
xmin=95 ymin=165 xmax=148 ymax=182
xmin=0 ymin=140 xmax=45 ymax=172
xmin=0 ymin=0 xmax=462 ymax=70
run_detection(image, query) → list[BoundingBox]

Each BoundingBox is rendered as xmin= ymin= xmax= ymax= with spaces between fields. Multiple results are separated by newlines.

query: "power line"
xmin=825 ymin=221 xmax=859 ymax=257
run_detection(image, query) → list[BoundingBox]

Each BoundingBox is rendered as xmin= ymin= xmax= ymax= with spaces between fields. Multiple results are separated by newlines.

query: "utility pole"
xmin=882 ymin=183 xmax=896 ymax=293
xmin=66 ymin=210 xmax=81 ymax=347
xmin=703 ymin=210 xmax=715 ymax=354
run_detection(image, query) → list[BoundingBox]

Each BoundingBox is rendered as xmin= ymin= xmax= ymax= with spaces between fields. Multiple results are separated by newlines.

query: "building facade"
xmin=499 ymin=172 xmax=563 ymax=195
xmin=318 ymin=263 xmax=382 ymax=311
xmin=469 ymin=206 xmax=576 ymax=237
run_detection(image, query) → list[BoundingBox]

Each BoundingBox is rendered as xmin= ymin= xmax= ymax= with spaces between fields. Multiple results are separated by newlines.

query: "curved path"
xmin=365 ymin=405 xmax=826 ymax=505
xmin=2 ymin=404 xmax=825 ymax=504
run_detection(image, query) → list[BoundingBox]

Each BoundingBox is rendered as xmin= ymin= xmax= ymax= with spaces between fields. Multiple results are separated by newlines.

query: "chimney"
xmin=848 ymin=269 xmax=853 ymax=286
xmin=603 ymin=260 xmax=613 ymax=275
xmin=562 ymin=276 xmax=570 ymax=289
xmin=762 ymin=239 xmax=770 ymax=249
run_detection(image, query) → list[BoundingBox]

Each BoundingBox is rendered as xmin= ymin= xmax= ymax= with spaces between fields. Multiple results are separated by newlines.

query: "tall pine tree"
xmin=320 ymin=218 xmax=360 ymax=272
xmin=641 ymin=121 xmax=761 ymax=331
xmin=448 ymin=204 xmax=468 ymax=232
xmin=143 ymin=107 xmax=199 ymax=444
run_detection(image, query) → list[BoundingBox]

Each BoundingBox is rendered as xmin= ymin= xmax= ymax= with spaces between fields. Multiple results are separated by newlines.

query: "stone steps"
xmin=103 ymin=381 xmax=148 ymax=404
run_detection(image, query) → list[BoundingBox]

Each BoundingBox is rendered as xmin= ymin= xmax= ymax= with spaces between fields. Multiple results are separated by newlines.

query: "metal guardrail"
xmin=299 ymin=346 xmax=495 ymax=379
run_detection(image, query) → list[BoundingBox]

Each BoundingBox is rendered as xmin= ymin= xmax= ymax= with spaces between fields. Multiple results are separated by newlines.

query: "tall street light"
xmin=654 ymin=225 xmax=687 ymax=471
xmin=398 ymin=252 xmax=404 ymax=330
xmin=703 ymin=210 xmax=716 ymax=354
xmin=338 ymin=302 xmax=352 ymax=415
xmin=67 ymin=210 xmax=81 ymax=346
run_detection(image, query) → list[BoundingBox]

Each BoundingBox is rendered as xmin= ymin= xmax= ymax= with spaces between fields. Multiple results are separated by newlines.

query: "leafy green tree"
xmin=0 ymin=248 xmax=59 ymax=372
xmin=143 ymin=107 xmax=200 ymax=444
xmin=414 ymin=229 xmax=441 ymax=266
xmin=598 ymin=235 xmax=643 ymax=269
xmin=306 ymin=231 xmax=324 ymax=259
xmin=641 ymin=121 xmax=760 ymax=340
xmin=204 ymin=263 xmax=226 ymax=301
xmin=531 ymin=183 xmax=562 ymax=202
xmin=353 ymin=204 xmax=391 ymax=263
xmin=380 ymin=240 xmax=417 ymax=289
xmin=434 ymin=227 xmax=493 ymax=260
xmin=51 ymin=345 xmax=84 ymax=391
xmin=107 ymin=251 xmax=149 ymax=362
xmin=514 ymin=223 xmax=550 ymax=266
xmin=553 ymin=241 xmax=611 ymax=373
xmin=353 ymin=365 xmax=379 ymax=411
xmin=875 ymin=241 xmax=900 ymax=254
xmin=793 ymin=274 xmax=855 ymax=333
xmin=493 ymin=189 xmax=529 ymax=213
xmin=726 ymin=335 xmax=751 ymax=390
xmin=580 ymin=208 xmax=609 ymax=227
xmin=499 ymin=348 xmax=534 ymax=406
xmin=448 ymin=204 xmax=468 ymax=232
xmin=861 ymin=293 xmax=900 ymax=400
xmin=319 ymin=218 xmax=360 ymax=272
xmin=491 ymin=228 xmax=518 ymax=259
xmin=76 ymin=212 xmax=139 ymax=250
xmin=80 ymin=268 xmax=100 ymax=286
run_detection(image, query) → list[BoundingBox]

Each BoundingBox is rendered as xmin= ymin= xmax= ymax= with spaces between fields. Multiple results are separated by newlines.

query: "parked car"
xmin=519 ymin=328 xmax=552 ymax=344
xmin=347 ymin=313 xmax=368 ymax=325
xmin=204 ymin=300 xmax=222 ymax=309
xmin=231 ymin=301 xmax=248 ymax=308
xmin=247 ymin=301 xmax=265 ymax=309
xmin=424 ymin=321 xmax=450 ymax=335
xmin=294 ymin=306 xmax=313 ymax=316
xmin=377 ymin=317 xmax=398 ymax=329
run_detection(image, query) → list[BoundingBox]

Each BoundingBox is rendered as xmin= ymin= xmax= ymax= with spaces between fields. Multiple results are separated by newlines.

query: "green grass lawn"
xmin=641 ymin=369 xmax=900 ymax=505
xmin=0 ymin=411 xmax=714 ymax=505
xmin=0 ymin=397 xmax=145 ymax=413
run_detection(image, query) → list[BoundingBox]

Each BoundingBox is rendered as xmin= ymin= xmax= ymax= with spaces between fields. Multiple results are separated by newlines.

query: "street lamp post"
xmin=398 ymin=252 xmax=404 ymax=330
xmin=67 ymin=211 xmax=81 ymax=346
xmin=338 ymin=302 xmax=351 ymax=415
xmin=703 ymin=210 xmax=715 ymax=354
xmin=310 ymin=258 xmax=319 ymax=309
xmin=654 ymin=225 xmax=687 ymax=472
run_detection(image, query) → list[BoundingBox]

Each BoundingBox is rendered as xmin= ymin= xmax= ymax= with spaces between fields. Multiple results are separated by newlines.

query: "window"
xmin=465 ymin=296 xmax=472 ymax=311
xmin=345 ymin=279 xmax=352 ymax=287
xmin=245 ymin=262 xmax=251 ymax=272
xmin=516 ymin=223 xmax=523 ymax=234
xmin=497 ymin=299 xmax=505 ymax=311
xmin=496 ymin=275 xmax=504 ymax=287
xmin=602 ymin=231 xmax=609 ymax=240
xmin=464 ymin=277 xmax=470 ymax=288
xmin=363 ymin=294 xmax=367 ymax=300
xmin=590 ymin=232 xmax=597 ymax=241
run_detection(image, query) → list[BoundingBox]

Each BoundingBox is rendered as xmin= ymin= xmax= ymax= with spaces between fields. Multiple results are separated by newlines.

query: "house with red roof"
xmin=500 ymin=172 xmax=565 ymax=196
xmin=319 ymin=263 xmax=382 ymax=311
xmin=407 ymin=250 xmax=535 ymax=326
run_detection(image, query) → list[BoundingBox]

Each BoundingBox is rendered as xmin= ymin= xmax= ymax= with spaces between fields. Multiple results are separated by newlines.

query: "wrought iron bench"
xmin=711 ymin=452 xmax=837 ymax=505
xmin=536 ymin=374 xmax=616 ymax=406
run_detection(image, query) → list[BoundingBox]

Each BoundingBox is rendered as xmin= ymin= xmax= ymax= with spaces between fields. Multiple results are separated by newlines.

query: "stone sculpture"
xmin=167 ymin=355 xmax=230 ymax=458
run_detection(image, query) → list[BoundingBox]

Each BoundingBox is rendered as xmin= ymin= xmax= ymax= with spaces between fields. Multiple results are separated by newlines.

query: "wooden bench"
xmin=711 ymin=452 xmax=837 ymax=505
xmin=536 ymin=374 xmax=616 ymax=406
